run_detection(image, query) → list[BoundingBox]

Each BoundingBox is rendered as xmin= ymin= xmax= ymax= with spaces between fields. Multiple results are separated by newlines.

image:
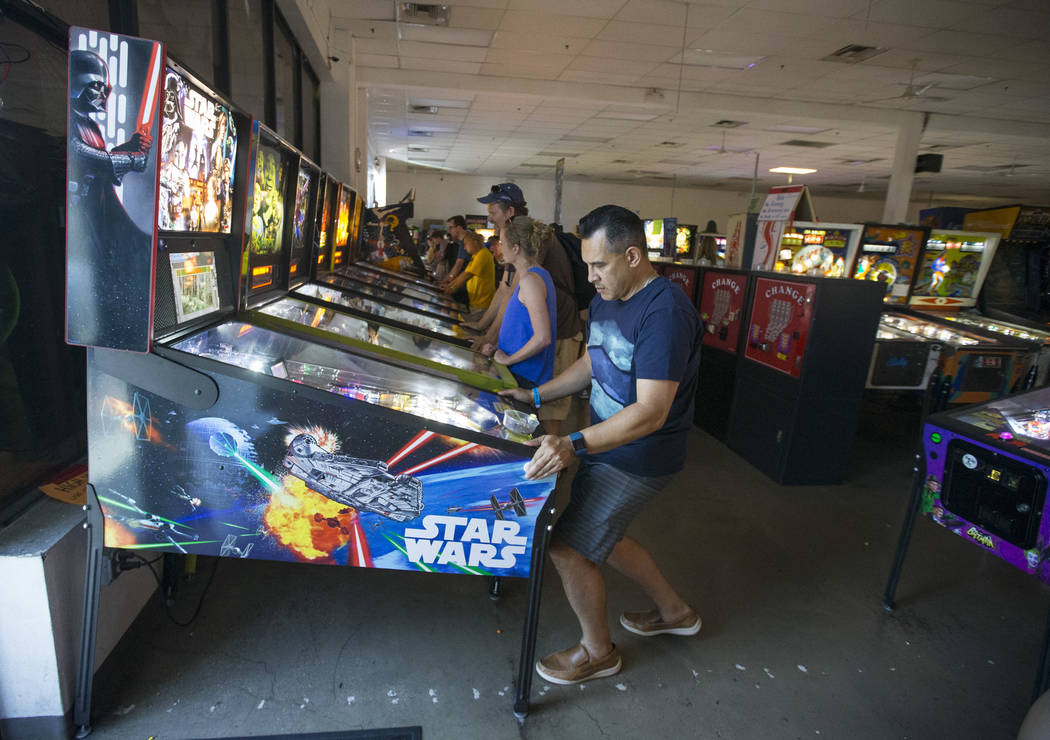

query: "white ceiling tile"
xmin=448 ymin=6 xmax=507 ymax=30
xmin=353 ymin=37 xmax=399 ymax=55
xmin=597 ymin=20 xmax=690 ymax=47
xmin=949 ymin=6 xmax=1050 ymax=40
xmin=491 ymin=31 xmax=588 ymax=55
xmin=497 ymin=10 xmax=607 ymax=37
xmin=567 ymin=56 xmax=659 ymax=76
xmin=343 ymin=20 xmax=399 ymax=40
xmin=397 ymin=41 xmax=490 ymax=62
xmin=356 ymin=53 xmax=399 ymax=69
xmin=442 ymin=0 xmax=511 ymax=8
xmin=746 ymin=0 xmax=869 ymax=16
xmin=505 ymin=0 xmax=624 ymax=19
xmin=399 ymin=58 xmax=484 ymax=74
xmin=581 ymin=40 xmax=681 ymax=63
xmin=329 ymin=0 xmax=395 ymax=21
xmin=615 ymin=0 xmax=688 ymax=26
xmin=861 ymin=0 xmax=986 ymax=28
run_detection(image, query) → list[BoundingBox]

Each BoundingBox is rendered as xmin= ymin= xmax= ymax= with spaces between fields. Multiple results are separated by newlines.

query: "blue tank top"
xmin=498 ymin=266 xmax=557 ymax=386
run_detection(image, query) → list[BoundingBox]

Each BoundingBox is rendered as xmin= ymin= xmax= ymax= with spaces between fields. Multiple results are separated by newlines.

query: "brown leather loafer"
xmin=535 ymin=642 xmax=622 ymax=685
xmin=620 ymin=608 xmax=702 ymax=636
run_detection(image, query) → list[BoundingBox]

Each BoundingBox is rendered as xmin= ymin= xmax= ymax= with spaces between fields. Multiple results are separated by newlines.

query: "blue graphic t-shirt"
xmin=587 ymin=275 xmax=702 ymax=477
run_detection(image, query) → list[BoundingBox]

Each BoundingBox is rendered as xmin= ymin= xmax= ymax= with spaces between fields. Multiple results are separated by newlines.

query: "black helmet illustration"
xmin=70 ymin=50 xmax=111 ymax=115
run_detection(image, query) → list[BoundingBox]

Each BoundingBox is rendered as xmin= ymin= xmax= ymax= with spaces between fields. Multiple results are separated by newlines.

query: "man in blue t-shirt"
xmin=502 ymin=204 xmax=703 ymax=686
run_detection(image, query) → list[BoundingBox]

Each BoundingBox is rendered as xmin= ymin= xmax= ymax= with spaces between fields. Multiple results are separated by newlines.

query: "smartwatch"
xmin=568 ymin=431 xmax=588 ymax=457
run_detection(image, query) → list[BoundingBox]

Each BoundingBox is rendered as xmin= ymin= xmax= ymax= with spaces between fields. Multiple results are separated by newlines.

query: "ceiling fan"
xmin=863 ymin=59 xmax=946 ymax=104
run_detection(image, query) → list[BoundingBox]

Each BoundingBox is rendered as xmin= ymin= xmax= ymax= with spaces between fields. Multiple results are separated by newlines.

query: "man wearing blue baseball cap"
xmin=477 ymin=182 xmax=527 ymax=210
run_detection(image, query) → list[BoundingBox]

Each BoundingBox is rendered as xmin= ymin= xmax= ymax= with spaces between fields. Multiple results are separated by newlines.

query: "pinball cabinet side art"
xmin=66 ymin=29 xmax=557 ymax=735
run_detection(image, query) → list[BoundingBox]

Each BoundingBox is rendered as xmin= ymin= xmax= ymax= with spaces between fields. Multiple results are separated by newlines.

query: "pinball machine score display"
xmin=65 ymin=29 xmax=555 ymax=730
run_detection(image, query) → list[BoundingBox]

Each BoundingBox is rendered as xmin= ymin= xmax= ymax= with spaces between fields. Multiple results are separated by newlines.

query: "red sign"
xmin=744 ymin=277 xmax=816 ymax=378
xmin=663 ymin=264 xmax=697 ymax=302
xmin=699 ymin=271 xmax=748 ymax=354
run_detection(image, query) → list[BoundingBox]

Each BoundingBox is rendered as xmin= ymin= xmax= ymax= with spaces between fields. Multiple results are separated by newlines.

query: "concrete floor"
xmin=85 ymin=396 xmax=1050 ymax=740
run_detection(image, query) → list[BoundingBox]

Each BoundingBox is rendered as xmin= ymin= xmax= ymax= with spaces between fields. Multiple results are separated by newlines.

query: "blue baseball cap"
xmin=477 ymin=182 xmax=526 ymax=206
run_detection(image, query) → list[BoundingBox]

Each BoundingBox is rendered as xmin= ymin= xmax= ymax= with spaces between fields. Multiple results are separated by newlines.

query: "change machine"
xmin=694 ymin=267 xmax=753 ymax=441
xmin=66 ymin=29 xmax=556 ymax=733
xmin=726 ymin=274 xmax=884 ymax=484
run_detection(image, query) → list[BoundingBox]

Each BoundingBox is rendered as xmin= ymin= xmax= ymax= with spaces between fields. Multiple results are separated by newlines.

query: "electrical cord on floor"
xmin=117 ymin=550 xmax=220 ymax=628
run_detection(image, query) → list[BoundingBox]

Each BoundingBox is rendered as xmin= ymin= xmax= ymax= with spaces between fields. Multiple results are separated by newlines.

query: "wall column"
xmin=882 ymin=113 xmax=924 ymax=224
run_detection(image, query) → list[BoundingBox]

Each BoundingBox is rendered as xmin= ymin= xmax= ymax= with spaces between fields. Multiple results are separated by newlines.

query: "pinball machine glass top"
xmin=946 ymin=386 xmax=1050 ymax=454
xmin=170 ymin=320 xmax=511 ymax=438
xmin=158 ymin=65 xmax=238 ymax=234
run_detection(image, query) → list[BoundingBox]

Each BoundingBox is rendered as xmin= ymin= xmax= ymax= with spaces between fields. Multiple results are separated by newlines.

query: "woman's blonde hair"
xmin=501 ymin=216 xmax=553 ymax=261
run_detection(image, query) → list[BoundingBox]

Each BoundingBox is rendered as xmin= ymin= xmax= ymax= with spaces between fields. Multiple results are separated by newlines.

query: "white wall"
xmin=386 ymin=170 xmax=1012 ymax=233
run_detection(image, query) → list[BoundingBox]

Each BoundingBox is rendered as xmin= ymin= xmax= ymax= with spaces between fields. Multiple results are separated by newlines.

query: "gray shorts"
xmin=553 ymin=461 xmax=673 ymax=564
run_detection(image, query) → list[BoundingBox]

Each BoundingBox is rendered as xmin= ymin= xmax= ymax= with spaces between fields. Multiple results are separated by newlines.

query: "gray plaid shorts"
xmin=552 ymin=460 xmax=673 ymax=564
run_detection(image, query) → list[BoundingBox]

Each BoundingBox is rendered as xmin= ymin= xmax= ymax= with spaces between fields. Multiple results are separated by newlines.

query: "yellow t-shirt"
xmin=464 ymin=247 xmax=495 ymax=310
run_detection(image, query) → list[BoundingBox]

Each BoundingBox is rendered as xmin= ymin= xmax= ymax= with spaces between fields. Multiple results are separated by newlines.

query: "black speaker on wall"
xmin=916 ymin=153 xmax=944 ymax=173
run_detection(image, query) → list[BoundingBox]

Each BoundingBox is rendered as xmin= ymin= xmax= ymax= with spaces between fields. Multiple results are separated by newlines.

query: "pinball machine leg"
xmin=1034 ymin=598 xmax=1050 ymax=703
xmin=489 ymin=576 xmax=503 ymax=600
xmin=74 ymin=484 xmax=105 ymax=738
xmin=882 ymin=452 xmax=926 ymax=613
xmin=514 ymin=510 xmax=554 ymax=721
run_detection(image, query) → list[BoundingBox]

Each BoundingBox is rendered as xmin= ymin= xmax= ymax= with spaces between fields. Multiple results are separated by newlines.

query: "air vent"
xmin=712 ymin=120 xmax=747 ymax=128
xmin=782 ymin=139 xmax=835 ymax=148
xmin=611 ymin=159 xmax=631 ymax=164
xmin=658 ymin=141 xmax=684 ymax=148
xmin=840 ymin=157 xmax=883 ymax=165
xmin=399 ymin=3 xmax=450 ymax=26
xmin=821 ymin=44 xmax=886 ymax=64
xmin=408 ymin=146 xmax=428 ymax=152
xmin=407 ymin=130 xmax=434 ymax=137
xmin=410 ymin=105 xmax=439 ymax=114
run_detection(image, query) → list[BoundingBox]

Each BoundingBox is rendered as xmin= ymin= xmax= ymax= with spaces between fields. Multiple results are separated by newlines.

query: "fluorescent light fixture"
xmin=674 ymin=50 xmax=765 ymax=69
xmin=399 ymin=25 xmax=492 ymax=47
xmin=770 ymin=167 xmax=817 ymax=175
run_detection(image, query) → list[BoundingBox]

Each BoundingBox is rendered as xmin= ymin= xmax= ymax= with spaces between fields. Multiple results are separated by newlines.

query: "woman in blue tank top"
xmin=486 ymin=217 xmax=557 ymax=387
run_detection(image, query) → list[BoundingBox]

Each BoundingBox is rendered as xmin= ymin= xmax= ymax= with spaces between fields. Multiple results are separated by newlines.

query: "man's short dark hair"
xmin=578 ymin=205 xmax=645 ymax=255
xmin=428 ymin=229 xmax=447 ymax=240
xmin=447 ymin=215 xmax=466 ymax=229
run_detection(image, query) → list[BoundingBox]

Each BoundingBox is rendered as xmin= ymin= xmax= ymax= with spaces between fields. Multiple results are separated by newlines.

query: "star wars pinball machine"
xmin=66 ymin=31 xmax=555 ymax=733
